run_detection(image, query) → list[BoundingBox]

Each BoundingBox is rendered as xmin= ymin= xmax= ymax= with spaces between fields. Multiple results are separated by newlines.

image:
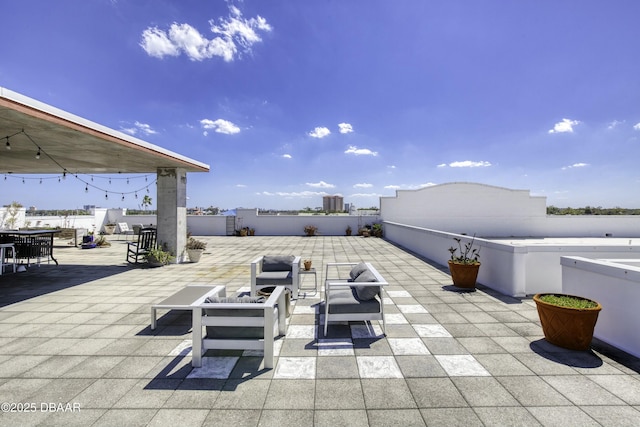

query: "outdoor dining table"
xmin=0 ymin=229 xmax=61 ymax=266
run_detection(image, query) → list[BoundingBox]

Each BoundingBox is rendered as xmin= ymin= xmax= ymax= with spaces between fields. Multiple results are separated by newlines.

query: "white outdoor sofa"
xmin=191 ymin=286 xmax=288 ymax=369
xmin=323 ymin=262 xmax=388 ymax=336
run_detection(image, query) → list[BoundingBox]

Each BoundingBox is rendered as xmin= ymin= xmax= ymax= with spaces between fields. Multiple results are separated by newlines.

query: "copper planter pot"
xmin=448 ymin=261 xmax=480 ymax=289
xmin=533 ymin=293 xmax=602 ymax=351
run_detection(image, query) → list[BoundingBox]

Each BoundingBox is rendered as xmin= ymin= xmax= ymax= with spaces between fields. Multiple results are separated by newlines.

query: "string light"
xmin=2 ymin=129 xmax=157 ymax=198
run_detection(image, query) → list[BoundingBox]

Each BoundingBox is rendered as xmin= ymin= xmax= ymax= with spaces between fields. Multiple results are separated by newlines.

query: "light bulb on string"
xmin=35 ymin=148 xmax=41 ymax=159
xmin=39 ymin=178 xmax=42 ymax=184
xmin=85 ymin=184 xmax=89 ymax=193
xmin=126 ymin=178 xmax=129 ymax=185
xmin=109 ymin=178 xmax=111 ymax=185
xmin=134 ymin=192 xmax=138 ymax=199
xmin=22 ymin=178 xmax=25 ymax=184
xmin=5 ymin=137 xmax=10 ymax=150
xmin=105 ymin=192 xmax=108 ymax=200
xmin=121 ymin=194 xmax=125 ymax=201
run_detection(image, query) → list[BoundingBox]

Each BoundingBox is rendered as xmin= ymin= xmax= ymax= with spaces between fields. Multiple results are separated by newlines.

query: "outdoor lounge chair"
xmin=117 ymin=222 xmax=135 ymax=240
xmin=126 ymin=227 xmax=156 ymax=264
xmin=251 ymin=255 xmax=301 ymax=299
xmin=323 ymin=262 xmax=388 ymax=336
xmin=191 ymin=286 xmax=288 ymax=369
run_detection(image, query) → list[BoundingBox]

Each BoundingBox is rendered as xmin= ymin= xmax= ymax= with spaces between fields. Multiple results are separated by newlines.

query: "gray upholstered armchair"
xmin=323 ymin=262 xmax=388 ymax=336
xmin=191 ymin=286 xmax=288 ymax=369
xmin=251 ymin=255 xmax=301 ymax=299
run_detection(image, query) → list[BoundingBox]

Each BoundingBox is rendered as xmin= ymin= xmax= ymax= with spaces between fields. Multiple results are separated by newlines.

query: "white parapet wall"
xmin=561 ymin=256 xmax=640 ymax=358
xmin=383 ymin=221 xmax=640 ymax=297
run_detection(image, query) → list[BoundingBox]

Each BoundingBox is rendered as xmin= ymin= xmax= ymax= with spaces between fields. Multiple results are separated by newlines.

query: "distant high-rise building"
xmin=323 ymin=195 xmax=344 ymax=212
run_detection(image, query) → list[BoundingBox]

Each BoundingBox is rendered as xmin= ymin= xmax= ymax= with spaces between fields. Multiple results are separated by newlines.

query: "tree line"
xmin=547 ymin=206 xmax=640 ymax=215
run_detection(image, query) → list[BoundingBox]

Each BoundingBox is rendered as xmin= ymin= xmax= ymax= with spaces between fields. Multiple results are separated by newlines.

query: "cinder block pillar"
xmin=156 ymin=167 xmax=188 ymax=263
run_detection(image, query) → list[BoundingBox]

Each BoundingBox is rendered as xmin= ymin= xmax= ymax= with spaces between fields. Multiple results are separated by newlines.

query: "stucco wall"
xmin=380 ymin=182 xmax=640 ymax=238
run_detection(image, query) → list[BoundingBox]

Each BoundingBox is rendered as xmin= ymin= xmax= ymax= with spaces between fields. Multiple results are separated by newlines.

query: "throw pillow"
xmin=349 ymin=262 xmax=369 ymax=280
xmin=354 ymin=285 xmax=380 ymax=301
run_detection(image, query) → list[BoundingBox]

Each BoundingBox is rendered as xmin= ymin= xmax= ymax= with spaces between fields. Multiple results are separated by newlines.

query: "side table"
xmin=299 ymin=267 xmax=318 ymax=293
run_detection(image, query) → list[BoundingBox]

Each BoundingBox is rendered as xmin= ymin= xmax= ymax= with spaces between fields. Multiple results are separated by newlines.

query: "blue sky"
xmin=2 ymin=0 xmax=640 ymax=210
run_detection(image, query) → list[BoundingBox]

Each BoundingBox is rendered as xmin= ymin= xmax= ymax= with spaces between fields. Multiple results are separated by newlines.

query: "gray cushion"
xmin=204 ymin=296 xmax=268 ymax=339
xmin=353 ymin=270 xmax=379 ymax=300
xmin=328 ymin=288 xmax=381 ymax=314
xmin=256 ymin=271 xmax=292 ymax=285
xmin=262 ymin=255 xmax=295 ymax=272
xmin=349 ymin=262 xmax=369 ymax=280
xmin=354 ymin=286 xmax=379 ymax=301
xmin=205 ymin=296 xmax=265 ymax=304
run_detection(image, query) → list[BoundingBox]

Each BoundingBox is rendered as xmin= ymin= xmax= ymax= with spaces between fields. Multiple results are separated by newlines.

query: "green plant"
xmin=94 ymin=235 xmax=111 ymax=247
xmin=145 ymin=246 xmax=174 ymax=265
xmin=372 ymin=223 xmax=383 ymax=237
xmin=538 ymin=294 xmax=598 ymax=309
xmin=448 ymin=236 xmax=480 ymax=265
xmin=304 ymin=225 xmax=318 ymax=236
xmin=186 ymin=237 xmax=206 ymax=250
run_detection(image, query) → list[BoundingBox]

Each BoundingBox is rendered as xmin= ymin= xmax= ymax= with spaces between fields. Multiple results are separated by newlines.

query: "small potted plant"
xmin=186 ymin=237 xmax=207 ymax=263
xmin=346 ymin=225 xmax=352 ymax=236
xmin=372 ymin=223 xmax=383 ymax=238
xmin=303 ymin=259 xmax=312 ymax=270
xmin=145 ymin=245 xmax=174 ymax=267
xmin=533 ymin=293 xmax=602 ymax=350
xmin=304 ymin=225 xmax=318 ymax=236
xmin=447 ymin=235 xmax=481 ymax=289
xmin=103 ymin=223 xmax=117 ymax=235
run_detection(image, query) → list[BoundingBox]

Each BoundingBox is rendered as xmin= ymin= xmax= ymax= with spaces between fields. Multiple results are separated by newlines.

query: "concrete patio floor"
xmin=0 ymin=235 xmax=639 ymax=427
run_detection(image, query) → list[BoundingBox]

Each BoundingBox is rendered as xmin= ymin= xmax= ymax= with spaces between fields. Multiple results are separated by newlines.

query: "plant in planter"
xmin=186 ymin=237 xmax=207 ymax=263
xmin=304 ymin=225 xmax=318 ymax=236
xmin=346 ymin=225 xmax=352 ymax=236
xmin=447 ymin=236 xmax=481 ymax=289
xmin=372 ymin=223 xmax=383 ymax=238
xmin=103 ymin=223 xmax=117 ymax=235
xmin=94 ymin=235 xmax=111 ymax=247
xmin=303 ymin=259 xmax=312 ymax=270
xmin=145 ymin=245 xmax=174 ymax=267
xmin=533 ymin=293 xmax=602 ymax=350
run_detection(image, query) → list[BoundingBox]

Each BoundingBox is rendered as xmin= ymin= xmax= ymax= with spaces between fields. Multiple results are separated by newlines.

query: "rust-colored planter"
xmin=533 ymin=293 xmax=602 ymax=351
xmin=448 ymin=261 xmax=480 ymax=289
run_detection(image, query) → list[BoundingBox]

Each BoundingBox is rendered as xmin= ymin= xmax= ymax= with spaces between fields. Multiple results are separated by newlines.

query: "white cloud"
xmin=282 ymin=154 xmax=292 ymax=159
xmin=549 ymin=118 xmax=580 ymax=134
xmin=350 ymin=193 xmax=382 ymax=198
xmin=306 ymin=181 xmax=335 ymax=188
xmin=353 ymin=183 xmax=373 ymax=188
xmin=200 ymin=118 xmax=240 ymax=134
xmin=121 ymin=121 xmax=158 ymax=136
xmin=634 ymin=122 xmax=640 ymax=130
xmin=345 ymin=145 xmax=378 ymax=156
xmin=236 ymin=184 xmax=247 ymax=188
xmin=308 ymin=127 xmax=331 ymax=138
xmin=338 ymin=123 xmax=354 ymax=134
xmin=608 ymin=120 xmax=625 ymax=130
xmin=448 ymin=160 xmax=491 ymax=168
xmin=562 ymin=163 xmax=590 ymax=170
xmin=260 ymin=190 xmax=329 ymax=198
xmin=384 ymin=185 xmax=401 ymax=190
xmin=140 ymin=6 xmax=271 ymax=62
